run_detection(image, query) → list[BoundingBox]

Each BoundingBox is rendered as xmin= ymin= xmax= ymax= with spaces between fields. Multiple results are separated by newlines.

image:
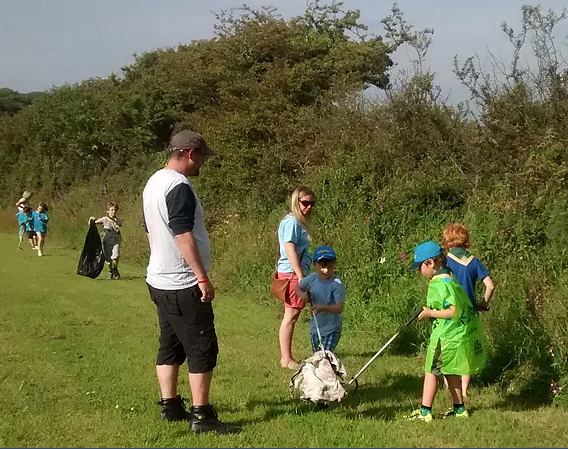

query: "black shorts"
xmin=430 ymin=341 xmax=443 ymax=376
xmin=147 ymin=283 xmax=218 ymax=373
xmin=27 ymin=231 xmax=35 ymax=239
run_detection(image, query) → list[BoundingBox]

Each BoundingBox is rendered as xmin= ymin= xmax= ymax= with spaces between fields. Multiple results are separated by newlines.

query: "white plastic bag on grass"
xmin=289 ymin=350 xmax=347 ymax=403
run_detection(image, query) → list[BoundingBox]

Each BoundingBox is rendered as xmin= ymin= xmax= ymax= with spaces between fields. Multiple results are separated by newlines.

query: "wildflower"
xmin=400 ymin=251 xmax=406 ymax=262
xmin=379 ymin=257 xmax=386 ymax=264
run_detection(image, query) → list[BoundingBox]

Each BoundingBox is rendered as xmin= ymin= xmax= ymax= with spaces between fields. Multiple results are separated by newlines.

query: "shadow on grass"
xmin=238 ymin=373 xmax=423 ymax=425
xmin=341 ymin=374 xmax=423 ymax=420
xmin=336 ymin=350 xmax=381 ymax=359
xmin=493 ymin=394 xmax=552 ymax=411
xmin=92 ymin=275 xmax=146 ymax=281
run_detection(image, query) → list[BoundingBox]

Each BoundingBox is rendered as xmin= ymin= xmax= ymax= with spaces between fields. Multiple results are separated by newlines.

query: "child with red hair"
xmin=442 ymin=222 xmax=494 ymax=400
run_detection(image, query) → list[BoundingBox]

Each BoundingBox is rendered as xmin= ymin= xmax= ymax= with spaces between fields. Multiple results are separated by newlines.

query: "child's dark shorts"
xmin=429 ymin=341 xmax=443 ymax=376
xmin=147 ymin=283 xmax=218 ymax=373
xmin=27 ymin=231 xmax=35 ymax=239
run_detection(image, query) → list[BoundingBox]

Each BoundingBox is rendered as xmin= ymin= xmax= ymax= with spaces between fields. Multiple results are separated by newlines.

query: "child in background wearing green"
xmin=405 ymin=241 xmax=486 ymax=423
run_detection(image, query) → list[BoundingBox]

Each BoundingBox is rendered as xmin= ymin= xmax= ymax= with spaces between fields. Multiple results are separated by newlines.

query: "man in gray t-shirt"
xmin=142 ymin=130 xmax=240 ymax=435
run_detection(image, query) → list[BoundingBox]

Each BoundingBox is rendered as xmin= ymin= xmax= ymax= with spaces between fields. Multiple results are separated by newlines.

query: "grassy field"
xmin=1 ymin=233 xmax=568 ymax=447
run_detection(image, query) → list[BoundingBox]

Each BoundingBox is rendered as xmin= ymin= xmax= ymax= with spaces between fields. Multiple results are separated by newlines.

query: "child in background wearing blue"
xmin=23 ymin=206 xmax=37 ymax=249
xmin=442 ymin=222 xmax=494 ymax=399
xmin=16 ymin=205 xmax=36 ymax=250
xmin=32 ymin=202 xmax=49 ymax=257
xmin=16 ymin=207 xmax=28 ymax=250
xmin=295 ymin=246 xmax=345 ymax=353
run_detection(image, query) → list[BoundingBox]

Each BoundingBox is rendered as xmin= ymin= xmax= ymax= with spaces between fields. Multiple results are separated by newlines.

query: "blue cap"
xmin=313 ymin=245 xmax=337 ymax=263
xmin=409 ymin=241 xmax=442 ymax=270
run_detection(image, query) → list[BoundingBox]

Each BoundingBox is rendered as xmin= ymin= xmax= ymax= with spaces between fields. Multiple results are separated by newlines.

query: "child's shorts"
xmin=311 ymin=331 xmax=341 ymax=352
xmin=426 ymin=340 xmax=443 ymax=376
xmin=103 ymin=239 xmax=120 ymax=261
xmin=27 ymin=230 xmax=35 ymax=239
xmin=18 ymin=226 xmax=25 ymax=237
xmin=276 ymin=272 xmax=305 ymax=310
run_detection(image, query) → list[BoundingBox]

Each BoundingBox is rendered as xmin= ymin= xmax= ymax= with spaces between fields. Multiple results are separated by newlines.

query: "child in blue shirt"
xmin=295 ymin=246 xmax=346 ymax=353
xmin=16 ymin=208 xmax=27 ymax=250
xmin=23 ymin=206 xmax=37 ymax=249
xmin=32 ymin=202 xmax=49 ymax=257
xmin=16 ymin=205 xmax=36 ymax=249
xmin=442 ymin=222 xmax=494 ymax=400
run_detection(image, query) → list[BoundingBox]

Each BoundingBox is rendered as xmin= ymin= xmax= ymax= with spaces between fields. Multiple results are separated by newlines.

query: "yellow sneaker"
xmin=404 ymin=408 xmax=433 ymax=423
xmin=441 ymin=408 xmax=469 ymax=419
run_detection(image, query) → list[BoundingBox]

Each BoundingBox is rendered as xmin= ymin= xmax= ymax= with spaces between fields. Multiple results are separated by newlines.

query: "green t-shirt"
xmin=424 ymin=273 xmax=486 ymax=375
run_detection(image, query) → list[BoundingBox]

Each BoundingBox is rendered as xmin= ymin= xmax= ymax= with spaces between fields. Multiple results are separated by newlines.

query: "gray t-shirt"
xmin=96 ymin=216 xmax=122 ymax=243
xmin=142 ymin=169 xmax=210 ymax=290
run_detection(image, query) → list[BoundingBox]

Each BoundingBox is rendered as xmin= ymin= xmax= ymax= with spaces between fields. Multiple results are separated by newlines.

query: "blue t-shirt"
xmin=25 ymin=212 xmax=34 ymax=231
xmin=446 ymin=254 xmax=490 ymax=306
xmin=32 ymin=211 xmax=49 ymax=233
xmin=16 ymin=212 xmax=27 ymax=227
xmin=300 ymin=273 xmax=345 ymax=336
xmin=277 ymin=214 xmax=311 ymax=275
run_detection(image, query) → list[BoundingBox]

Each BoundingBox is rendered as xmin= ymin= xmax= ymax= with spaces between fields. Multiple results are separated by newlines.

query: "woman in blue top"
xmin=277 ymin=186 xmax=315 ymax=370
xmin=32 ymin=202 xmax=49 ymax=257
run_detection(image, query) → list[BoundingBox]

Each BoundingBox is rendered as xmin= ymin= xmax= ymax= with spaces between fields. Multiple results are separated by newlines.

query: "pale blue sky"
xmin=1 ymin=0 xmax=567 ymax=103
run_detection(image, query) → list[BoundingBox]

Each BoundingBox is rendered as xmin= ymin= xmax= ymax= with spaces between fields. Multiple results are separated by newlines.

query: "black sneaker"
xmin=190 ymin=405 xmax=242 ymax=434
xmin=113 ymin=267 xmax=120 ymax=280
xmin=157 ymin=395 xmax=192 ymax=421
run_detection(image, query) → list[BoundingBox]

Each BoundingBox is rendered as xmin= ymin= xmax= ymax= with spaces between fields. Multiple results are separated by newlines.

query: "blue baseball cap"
xmin=409 ymin=241 xmax=442 ymax=270
xmin=313 ymin=245 xmax=337 ymax=263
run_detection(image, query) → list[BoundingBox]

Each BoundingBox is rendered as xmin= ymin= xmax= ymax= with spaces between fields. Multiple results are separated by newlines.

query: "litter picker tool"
xmin=348 ymin=307 xmax=422 ymax=388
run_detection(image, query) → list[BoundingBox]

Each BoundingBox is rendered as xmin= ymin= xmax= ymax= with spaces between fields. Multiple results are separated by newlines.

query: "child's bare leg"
xmin=445 ymin=375 xmax=464 ymax=404
xmin=36 ymin=232 xmax=44 ymax=255
xmin=422 ymin=372 xmax=438 ymax=407
xmin=461 ymin=375 xmax=471 ymax=399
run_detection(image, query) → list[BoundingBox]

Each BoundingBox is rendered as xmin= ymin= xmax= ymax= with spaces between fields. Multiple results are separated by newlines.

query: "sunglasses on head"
xmin=299 ymin=200 xmax=315 ymax=207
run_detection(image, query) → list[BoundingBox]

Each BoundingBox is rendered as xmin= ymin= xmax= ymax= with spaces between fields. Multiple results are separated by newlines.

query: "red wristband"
xmin=197 ymin=278 xmax=209 ymax=284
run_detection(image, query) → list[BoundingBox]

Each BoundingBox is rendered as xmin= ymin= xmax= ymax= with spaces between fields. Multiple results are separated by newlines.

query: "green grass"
xmin=1 ymin=233 xmax=568 ymax=447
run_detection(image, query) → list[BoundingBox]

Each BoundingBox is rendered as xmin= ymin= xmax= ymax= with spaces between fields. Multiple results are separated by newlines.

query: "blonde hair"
xmin=442 ymin=223 xmax=471 ymax=250
xmin=290 ymin=186 xmax=315 ymax=234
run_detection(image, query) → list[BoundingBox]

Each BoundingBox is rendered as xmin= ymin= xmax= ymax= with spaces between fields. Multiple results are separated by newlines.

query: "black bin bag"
xmin=77 ymin=222 xmax=105 ymax=278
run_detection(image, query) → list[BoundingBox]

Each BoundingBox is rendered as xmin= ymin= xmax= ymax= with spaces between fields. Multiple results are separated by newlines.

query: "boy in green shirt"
xmin=405 ymin=241 xmax=486 ymax=422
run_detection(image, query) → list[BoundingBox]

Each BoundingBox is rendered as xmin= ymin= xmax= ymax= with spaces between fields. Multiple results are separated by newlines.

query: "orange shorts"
xmin=277 ymin=272 xmax=305 ymax=310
